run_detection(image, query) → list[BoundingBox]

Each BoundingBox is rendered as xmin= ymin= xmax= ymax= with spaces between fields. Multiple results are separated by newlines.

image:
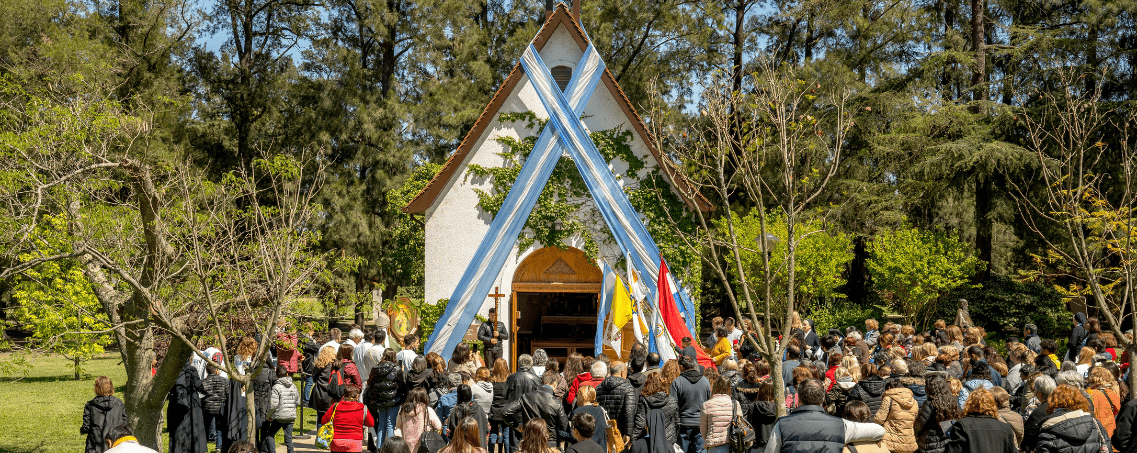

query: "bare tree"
xmin=1013 ymin=68 xmax=1137 ymax=389
xmin=649 ymin=59 xmax=857 ymax=415
xmin=0 ymin=77 xmax=327 ymax=449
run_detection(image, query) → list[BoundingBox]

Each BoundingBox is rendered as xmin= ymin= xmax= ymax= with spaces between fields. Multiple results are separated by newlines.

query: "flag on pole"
xmin=603 ymin=277 xmax=635 ymax=357
xmin=657 ymin=258 xmax=715 ymax=369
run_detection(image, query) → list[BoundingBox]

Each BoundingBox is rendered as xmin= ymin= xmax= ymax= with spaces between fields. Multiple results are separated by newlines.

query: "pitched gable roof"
xmin=402 ymin=4 xmax=712 ymax=214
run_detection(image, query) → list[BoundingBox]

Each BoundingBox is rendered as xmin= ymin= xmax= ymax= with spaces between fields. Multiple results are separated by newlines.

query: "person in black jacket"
xmin=670 ymin=355 xmax=711 ymax=453
xmin=478 ymin=308 xmax=510 ymax=367
xmin=944 ymin=387 xmax=1016 ymax=453
xmin=732 ymin=366 xmax=774 ymax=453
xmin=848 ymin=363 xmax=887 ymax=414
xmin=506 ymin=355 xmax=542 ymax=401
xmin=168 ymin=363 xmax=207 ymax=453
xmin=1035 ymin=384 xmax=1110 ymax=453
xmin=914 ymin=374 xmax=959 ymax=453
xmin=633 ymin=373 xmax=679 ymax=444
xmin=298 ymin=327 xmax=321 ymax=406
xmin=444 ymin=385 xmax=489 ymax=448
xmin=81 ymin=376 xmax=127 ymax=453
xmin=364 ymin=349 xmax=405 ymax=451
xmin=199 ymin=364 xmax=229 ymax=453
xmin=1066 ymin=313 xmax=1088 ymax=362
xmin=596 ymin=361 xmax=637 ymax=440
xmin=1112 ymin=396 xmax=1137 ymax=453
xmin=496 ymin=373 xmax=571 ymax=449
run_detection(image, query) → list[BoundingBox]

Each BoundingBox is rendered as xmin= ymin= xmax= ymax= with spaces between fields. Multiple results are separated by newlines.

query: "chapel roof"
xmin=402 ymin=4 xmax=713 ymax=214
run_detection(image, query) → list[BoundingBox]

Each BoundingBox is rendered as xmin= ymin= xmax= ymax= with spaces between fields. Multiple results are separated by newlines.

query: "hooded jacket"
xmin=913 ymin=400 xmax=953 ymax=453
xmin=1037 ymin=409 xmax=1110 ymax=453
xmin=364 ymin=361 xmax=405 ymax=412
xmin=495 ymin=386 xmax=569 ymax=440
xmin=873 ymin=387 xmax=919 ymax=453
xmin=406 ymin=368 xmax=433 ymax=391
xmin=957 ymin=379 xmax=994 ymax=409
xmin=270 ymin=377 xmax=300 ymax=421
xmin=826 ymin=377 xmax=856 ymax=415
xmin=670 ymin=369 xmax=712 ymax=426
xmin=848 ymin=375 xmax=887 ymax=413
xmin=471 ymin=380 xmax=494 ymax=415
xmin=633 ymin=391 xmax=678 ymax=443
xmin=81 ymin=395 xmax=127 ymax=453
xmin=894 ymin=376 xmax=927 ymax=405
xmin=597 ymin=376 xmax=637 ymax=435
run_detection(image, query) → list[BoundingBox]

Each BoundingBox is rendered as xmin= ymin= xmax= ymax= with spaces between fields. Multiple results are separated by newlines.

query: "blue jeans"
xmin=679 ymin=425 xmax=704 ymax=453
xmin=371 ymin=406 xmax=400 ymax=450
xmin=490 ymin=421 xmax=512 ymax=453
xmin=303 ymin=375 xmax=314 ymax=404
xmin=203 ymin=413 xmax=223 ymax=453
xmin=260 ymin=420 xmax=293 ymax=453
xmin=706 ymin=444 xmax=728 ymax=453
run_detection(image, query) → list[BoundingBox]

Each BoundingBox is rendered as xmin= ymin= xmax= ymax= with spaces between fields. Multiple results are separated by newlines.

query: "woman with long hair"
xmin=395 ymin=387 xmax=442 ymax=453
xmin=827 ymin=366 xmax=857 ymax=416
xmin=339 ymin=344 xmax=362 ymax=387
xmin=1075 ymin=347 xmax=1095 ymax=377
xmin=407 ymin=356 xmax=434 ymax=391
xmin=449 ymin=343 xmax=477 ymax=377
xmin=321 ymin=385 xmax=375 ymax=453
xmin=572 ymin=386 xmax=608 ymax=449
xmin=1086 ymin=366 xmax=1121 ymax=436
xmin=234 ymin=337 xmax=258 ymax=375
xmin=518 ymin=419 xmax=559 ymax=453
xmin=660 ymin=360 xmax=681 ymax=388
xmin=700 ymin=376 xmax=742 ymax=453
xmin=445 ymin=385 xmax=488 ymax=448
xmin=311 ymin=345 xmax=340 ymax=423
xmin=489 ymin=358 xmax=511 ymax=453
xmin=364 ymin=349 xmax=406 ymax=449
xmin=945 ymin=388 xmax=1016 ymax=453
xmin=914 ymin=375 xmax=960 ymax=453
xmin=1036 ymin=385 xmax=1110 ymax=453
xmin=563 ymin=353 xmax=585 ymax=384
xmin=632 ymin=372 xmax=679 ymax=444
xmin=425 ymin=351 xmax=448 ymax=389
xmin=544 ymin=360 xmax=568 ymax=401
xmin=440 ymin=417 xmax=486 ymax=453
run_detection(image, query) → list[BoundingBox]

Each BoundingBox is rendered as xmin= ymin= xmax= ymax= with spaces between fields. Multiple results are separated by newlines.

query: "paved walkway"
xmin=275 ymin=428 xmax=321 ymax=453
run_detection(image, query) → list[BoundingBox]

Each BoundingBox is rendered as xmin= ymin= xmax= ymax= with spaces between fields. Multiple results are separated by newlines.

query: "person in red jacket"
xmin=321 ymin=386 xmax=375 ymax=453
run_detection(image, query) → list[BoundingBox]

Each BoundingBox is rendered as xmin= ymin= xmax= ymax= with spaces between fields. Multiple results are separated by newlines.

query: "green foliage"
xmin=415 ymin=298 xmax=448 ymax=347
xmin=935 ymin=274 xmax=1067 ymax=339
xmin=721 ymin=209 xmax=854 ymax=306
xmin=807 ymin=300 xmax=885 ymax=335
xmin=10 ymin=216 xmax=112 ymax=378
xmin=867 ymin=226 xmax=985 ymax=325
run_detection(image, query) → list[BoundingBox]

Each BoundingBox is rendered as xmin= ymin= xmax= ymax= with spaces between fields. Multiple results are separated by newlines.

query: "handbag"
xmin=315 ymin=403 xmax=338 ymax=450
xmin=417 ymin=408 xmax=447 ymax=453
xmin=606 ymin=419 xmax=625 ymax=453
xmin=728 ymin=401 xmax=755 ymax=453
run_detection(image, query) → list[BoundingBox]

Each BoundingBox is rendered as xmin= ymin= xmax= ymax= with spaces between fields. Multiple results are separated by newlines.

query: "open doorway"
xmin=515 ymin=292 xmax=598 ymax=366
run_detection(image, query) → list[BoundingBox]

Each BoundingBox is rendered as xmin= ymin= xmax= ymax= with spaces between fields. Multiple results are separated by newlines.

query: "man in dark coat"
xmin=670 ymin=356 xmax=711 ymax=453
xmin=222 ymin=378 xmax=248 ymax=452
xmin=168 ymin=362 xmax=207 ymax=453
xmin=252 ymin=359 xmax=276 ymax=453
xmin=596 ymin=361 xmax=638 ymax=439
xmin=496 ymin=373 xmax=571 ymax=449
xmin=478 ymin=308 xmax=510 ymax=366
xmin=503 ymin=354 xmax=542 ymax=449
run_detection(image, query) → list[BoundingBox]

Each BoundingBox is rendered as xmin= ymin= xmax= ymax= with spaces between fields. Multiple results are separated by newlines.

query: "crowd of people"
xmin=79 ymin=310 xmax=1137 ymax=453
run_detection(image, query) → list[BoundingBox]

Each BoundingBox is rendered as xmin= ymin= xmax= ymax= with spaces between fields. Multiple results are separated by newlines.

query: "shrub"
xmin=933 ymin=275 xmax=1067 ymax=338
xmin=807 ymin=299 xmax=885 ymax=335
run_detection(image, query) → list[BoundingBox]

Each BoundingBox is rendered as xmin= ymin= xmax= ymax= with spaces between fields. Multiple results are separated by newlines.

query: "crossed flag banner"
xmin=425 ymin=26 xmax=698 ymax=359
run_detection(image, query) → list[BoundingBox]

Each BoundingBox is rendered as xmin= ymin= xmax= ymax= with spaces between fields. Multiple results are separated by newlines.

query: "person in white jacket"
xmin=262 ymin=366 xmax=300 ymax=453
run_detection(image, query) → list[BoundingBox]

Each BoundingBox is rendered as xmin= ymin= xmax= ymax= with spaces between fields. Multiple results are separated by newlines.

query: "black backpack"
xmin=327 ymin=366 xmax=345 ymax=400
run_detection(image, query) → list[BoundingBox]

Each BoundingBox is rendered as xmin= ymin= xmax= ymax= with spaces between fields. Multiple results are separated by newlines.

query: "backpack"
xmin=327 ymin=366 xmax=345 ymax=401
xmin=728 ymin=401 xmax=755 ymax=453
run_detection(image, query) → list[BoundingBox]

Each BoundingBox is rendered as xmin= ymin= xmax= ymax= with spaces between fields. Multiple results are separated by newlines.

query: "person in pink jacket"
xmin=700 ymin=376 xmax=742 ymax=453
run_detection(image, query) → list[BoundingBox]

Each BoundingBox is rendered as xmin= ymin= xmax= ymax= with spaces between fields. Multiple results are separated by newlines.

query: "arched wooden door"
xmin=510 ymin=246 xmax=602 ymax=367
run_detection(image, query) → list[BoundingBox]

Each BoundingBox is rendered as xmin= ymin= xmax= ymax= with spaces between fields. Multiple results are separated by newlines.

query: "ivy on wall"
xmin=465 ymin=112 xmax=702 ymax=302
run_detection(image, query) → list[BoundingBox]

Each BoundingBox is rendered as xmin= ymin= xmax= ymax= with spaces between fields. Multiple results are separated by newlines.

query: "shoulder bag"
xmin=315 ymin=402 xmax=338 ymax=450
xmin=418 ymin=407 xmax=447 ymax=453
xmin=728 ymin=400 xmax=755 ymax=453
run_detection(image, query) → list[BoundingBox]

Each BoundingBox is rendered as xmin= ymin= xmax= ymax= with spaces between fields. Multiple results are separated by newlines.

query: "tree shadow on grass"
xmin=0 ymin=374 xmax=81 ymax=384
xmin=0 ymin=440 xmax=48 ymax=453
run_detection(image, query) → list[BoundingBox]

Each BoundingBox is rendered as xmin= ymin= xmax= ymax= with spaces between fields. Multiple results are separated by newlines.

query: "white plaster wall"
xmin=423 ymin=23 xmax=670 ymax=350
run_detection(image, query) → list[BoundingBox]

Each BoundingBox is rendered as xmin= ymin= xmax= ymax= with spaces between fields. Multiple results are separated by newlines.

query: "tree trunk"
xmin=975 ymin=174 xmax=993 ymax=280
xmin=970 ymin=0 xmax=985 ymax=105
xmin=74 ymin=356 xmax=81 ymax=381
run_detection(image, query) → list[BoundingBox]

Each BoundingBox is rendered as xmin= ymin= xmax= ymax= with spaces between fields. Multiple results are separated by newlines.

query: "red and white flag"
xmin=657 ymin=258 xmax=716 ymax=369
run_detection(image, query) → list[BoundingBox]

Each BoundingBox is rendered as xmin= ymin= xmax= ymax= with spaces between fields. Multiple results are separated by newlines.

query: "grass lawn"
xmin=0 ymin=353 xmax=319 ymax=453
